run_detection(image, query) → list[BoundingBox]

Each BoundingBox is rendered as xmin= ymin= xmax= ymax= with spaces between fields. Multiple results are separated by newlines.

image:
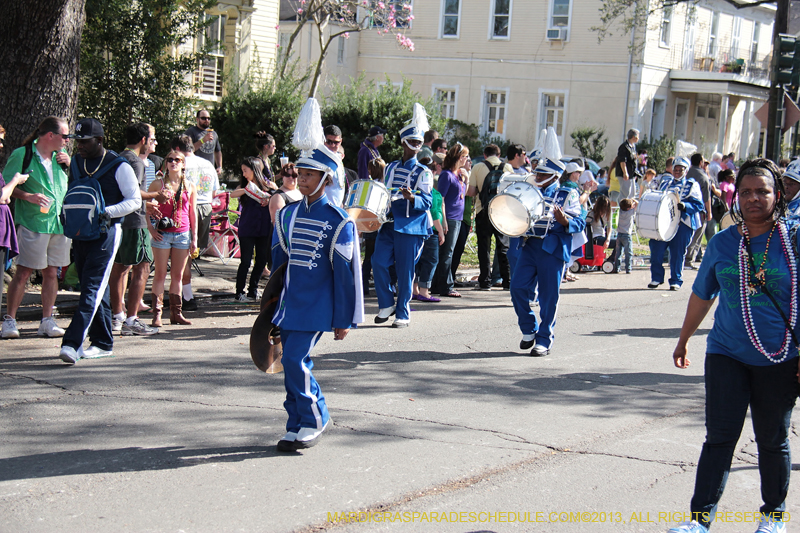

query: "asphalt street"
xmin=1 ymin=265 xmax=799 ymax=533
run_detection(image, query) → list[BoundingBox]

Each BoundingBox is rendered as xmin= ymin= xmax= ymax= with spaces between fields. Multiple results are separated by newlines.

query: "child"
xmin=270 ymin=98 xmax=363 ymax=451
xmin=614 ymin=198 xmax=638 ymax=274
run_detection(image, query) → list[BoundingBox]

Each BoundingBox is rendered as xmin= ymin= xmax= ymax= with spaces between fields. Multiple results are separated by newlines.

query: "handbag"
xmin=711 ymin=194 xmax=728 ymax=223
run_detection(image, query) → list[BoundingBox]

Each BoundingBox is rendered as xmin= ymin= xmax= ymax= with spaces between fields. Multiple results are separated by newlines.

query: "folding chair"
xmin=201 ymin=192 xmax=241 ymax=266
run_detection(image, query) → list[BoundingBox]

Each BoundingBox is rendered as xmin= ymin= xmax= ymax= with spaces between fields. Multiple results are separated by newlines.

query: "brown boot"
xmin=151 ymin=293 xmax=163 ymax=327
xmin=169 ymin=294 xmax=192 ymax=325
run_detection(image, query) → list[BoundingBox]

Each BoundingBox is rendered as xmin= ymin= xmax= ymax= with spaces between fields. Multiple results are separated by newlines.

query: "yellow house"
xmin=279 ymin=0 xmax=775 ymax=163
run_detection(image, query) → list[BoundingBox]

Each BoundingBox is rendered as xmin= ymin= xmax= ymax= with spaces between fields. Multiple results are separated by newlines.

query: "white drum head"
xmin=719 ymin=212 xmax=734 ymax=230
xmin=636 ymin=191 xmax=680 ymax=241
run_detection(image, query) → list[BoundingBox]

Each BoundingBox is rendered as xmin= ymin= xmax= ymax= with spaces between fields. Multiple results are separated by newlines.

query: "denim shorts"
xmin=151 ymin=230 xmax=191 ymax=250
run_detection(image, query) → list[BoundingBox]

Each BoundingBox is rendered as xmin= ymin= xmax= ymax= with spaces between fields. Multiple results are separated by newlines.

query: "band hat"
xmin=368 ymin=126 xmax=387 ymax=136
xmin=73 ymin=118 xmax=104 ymax=140
xmin=295 ymin=145 xmax=341 ymax=177
xmin=783 ymin=159 xmax=800 ymax=183
xmin=529 ymin=128 xmax=547 ymax=163
xmin=673 ymin=156 xmax=690 ymax=169
xmin=400 ymin=103 xmax=430 ymax=142
xmin=783 ymin=168 xmax=800 ymax=184
xmin=534 ymin=157 xmax=566 ymax=176
xmin=565 ymin=161 xmax=585 ymax=174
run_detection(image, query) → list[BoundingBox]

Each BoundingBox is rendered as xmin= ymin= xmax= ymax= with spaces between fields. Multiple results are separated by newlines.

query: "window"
xmin=550 ymin=0 xmax=570 ymax=27
xmin=372 ymin=1 xmax=412 ymax=29
xmin=441 ymin=0 xmax=460 ymax=38
xmin=751 ymin=21 xmax=760 ymax=64
xmin=540 ymin=93 xmax=566 ymax=139
xmin=434 ymin=87 xmax=458 ymax=119
xmin=660 ymin=6 xmax=672 ymax=47
xmin=731 ymin=16 xmax=742 ymax=58
xmin=337 ymin=36 xmax=346 ymax=65
xmin=484 ymin=91 xmax=507 ymax=136
xmin=195 ymin=14 xmax=226 ymax=98
xmin=708 ymin=11 xmax=719 ymax=56
xmin=491 ymin=0 xmax=511 ymax=39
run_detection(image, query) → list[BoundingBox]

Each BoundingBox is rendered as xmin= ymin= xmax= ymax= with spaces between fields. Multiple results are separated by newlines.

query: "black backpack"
xmin=478 ymin=160 xmax=506 ymax=208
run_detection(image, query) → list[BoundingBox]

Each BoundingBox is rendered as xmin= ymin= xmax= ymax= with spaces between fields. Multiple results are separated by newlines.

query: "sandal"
xmin=417 ymin=295 xmax=441 ymax=302
xmin=445 ymin=291 xmax=462 ymax=298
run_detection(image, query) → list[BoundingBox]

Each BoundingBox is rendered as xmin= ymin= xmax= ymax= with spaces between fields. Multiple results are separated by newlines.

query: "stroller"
xmin=568 ymin=226 xmax=616 ymax=274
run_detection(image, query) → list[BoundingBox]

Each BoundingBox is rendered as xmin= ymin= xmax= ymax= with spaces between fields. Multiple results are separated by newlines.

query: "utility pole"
xmin=767 ymin=0 xmax=791 ymax=161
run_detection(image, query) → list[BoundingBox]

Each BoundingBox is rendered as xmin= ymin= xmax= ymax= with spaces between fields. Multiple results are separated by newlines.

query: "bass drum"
xmin=488 ymin=182 xmax=545 ymax=237
xmin=636 ymin=190 xmax=681 ymax=241
xmin=344 ymin=180 xmax=391 ymax=232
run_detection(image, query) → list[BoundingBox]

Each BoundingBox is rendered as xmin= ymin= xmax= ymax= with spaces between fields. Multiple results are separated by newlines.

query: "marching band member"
xmin=271 ymin=98 xmax=364 ymax=452
xmin=781 ymin=161 xmax=800 ymax=217
xmin=372 ymin=104 xmax=433 ymax=328
xmin=510 ymin=157 xmax=585 ymax=357
xmin=647 ymin=156 xmax=704 ymax=291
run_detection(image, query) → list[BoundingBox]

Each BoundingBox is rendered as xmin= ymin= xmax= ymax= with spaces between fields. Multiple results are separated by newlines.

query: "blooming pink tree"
xmin=278 ymin=0 xmax=415 ymax=97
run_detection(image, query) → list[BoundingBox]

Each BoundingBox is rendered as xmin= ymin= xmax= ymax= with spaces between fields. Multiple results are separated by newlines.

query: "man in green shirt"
xmin=2 ymin=116 xmax=71 ymax=339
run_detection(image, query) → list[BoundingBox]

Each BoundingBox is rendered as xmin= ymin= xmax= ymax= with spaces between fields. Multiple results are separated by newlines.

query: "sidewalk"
xmin=9 ymin=255 xmax=485 ymax=321
xmin=13 ymin=256 xmax=242 ymax=321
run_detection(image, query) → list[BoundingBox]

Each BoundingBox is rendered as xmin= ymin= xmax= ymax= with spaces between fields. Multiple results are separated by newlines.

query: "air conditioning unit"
xmin=546 ymin=27 xmax=568 ymax=41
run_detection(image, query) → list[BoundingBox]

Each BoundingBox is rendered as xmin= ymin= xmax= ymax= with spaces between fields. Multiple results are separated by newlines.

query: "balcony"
xmin=666 ymin=45 xmax=771 ymax=87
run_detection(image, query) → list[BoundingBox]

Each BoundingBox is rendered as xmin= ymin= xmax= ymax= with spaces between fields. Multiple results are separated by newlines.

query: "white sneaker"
xmin=392 ymin=318 xmax=409 ymax=328
xmin=1 ymin=315 xmax=20 ymax=339
xmin=670 ymin=284 xmax=680 ymax=291
xmin=59 ymin=346 xmax=80 ymax=364
xmin=79 ymin=346 xmax=114 ymax=359
xmin=111 ymin=317 xmax=123 ymax=333
xmin=755 ymin=517 xmax=787 ymax=533
xmin=38 ymin=317 xmax=65 ymax=338
xmin=531 ymin=344 xmax=550 ymax=357
xmin=295 ymin=420 xmax=330 ymax=449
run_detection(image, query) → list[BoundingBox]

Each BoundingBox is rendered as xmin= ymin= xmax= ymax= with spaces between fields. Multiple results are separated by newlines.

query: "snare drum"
xmin=344 ymin=180 xmax=391 ymax=232
xmin=488 ymin=182 xmax=545 ymax=237
xmin=636 ymin=190 xmax=681 ymax=241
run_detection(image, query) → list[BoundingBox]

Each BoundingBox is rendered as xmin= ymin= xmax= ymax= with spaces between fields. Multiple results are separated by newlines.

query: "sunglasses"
xmin=166 ymin=157 xmax=183 ymax=163
xmin=324 ymin=139 xmax=342 ymax=146
xmin=199 ymin=117 xmax=211 ymax=121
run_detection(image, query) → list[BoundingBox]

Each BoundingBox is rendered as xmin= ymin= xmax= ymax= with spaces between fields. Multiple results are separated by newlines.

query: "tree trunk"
xmin=0 ymin=0 xmax=86 ymax=168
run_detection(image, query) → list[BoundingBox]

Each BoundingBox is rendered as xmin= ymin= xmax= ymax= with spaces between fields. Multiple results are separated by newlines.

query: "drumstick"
xmin=388 ymin=187 xmax=422 ymax=193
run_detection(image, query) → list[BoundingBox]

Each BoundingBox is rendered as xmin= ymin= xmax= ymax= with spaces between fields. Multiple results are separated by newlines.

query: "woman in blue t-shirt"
xmin=669 ymin=159 xmax=799 ymax=533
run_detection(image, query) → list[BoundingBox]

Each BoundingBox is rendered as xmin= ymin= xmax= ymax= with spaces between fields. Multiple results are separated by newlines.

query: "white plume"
xmin=410 ymin=103 xmax=430 ymax=133
xmin=544 ymin=126 xmax=562 ymax=161
xmin=292 ymin=98 xmax=325 ymax=155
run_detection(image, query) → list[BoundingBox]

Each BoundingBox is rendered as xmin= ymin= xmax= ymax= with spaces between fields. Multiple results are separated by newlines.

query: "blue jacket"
xmin=383 ymin=156 xmax=433 ymax=236
xmin=526 ymin=182 xmax=587 ymax=262
xmin=271 ymin=194 xmax=362 ymax=331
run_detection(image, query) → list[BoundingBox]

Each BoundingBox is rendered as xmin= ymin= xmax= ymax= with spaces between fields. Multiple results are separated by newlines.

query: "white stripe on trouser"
xmin=80 ymin=227 xmax=123 ymax=344
xmin=302 ymin=331 xmax=324 ymax=429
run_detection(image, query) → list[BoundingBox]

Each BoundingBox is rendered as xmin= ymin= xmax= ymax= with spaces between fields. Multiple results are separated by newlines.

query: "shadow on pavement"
xmin=0 ymin=445 xmax=284 ymax=482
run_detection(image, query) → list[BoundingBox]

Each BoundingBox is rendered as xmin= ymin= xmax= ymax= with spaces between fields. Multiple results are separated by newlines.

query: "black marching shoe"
xmin=520 ymin=338 xmax=534 ymax=350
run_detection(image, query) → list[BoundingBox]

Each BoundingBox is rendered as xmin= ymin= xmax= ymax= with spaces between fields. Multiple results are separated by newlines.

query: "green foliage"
xmin=570 ymin=126 xmax=608 ymax=162
xmin=211 ymin=67 xmax=309 ymax=179
xmin=636 ymin=135 xmax=676 ymax=174
xmin=321 ymin=74 xmax=446 ymax=169
xmin=444 ymin=120 xmax=511 ymax=160
xmin=78 ymin=0 xmax=218 ymax=152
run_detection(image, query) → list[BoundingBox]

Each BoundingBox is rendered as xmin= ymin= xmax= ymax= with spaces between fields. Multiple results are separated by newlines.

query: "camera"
xmin=157 ymin=217 xmax=176 ymax=230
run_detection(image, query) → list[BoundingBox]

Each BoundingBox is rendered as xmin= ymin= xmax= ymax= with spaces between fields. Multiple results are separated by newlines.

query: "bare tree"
xmin=278 ymin=0 xmax=415 ymax=98
xmin=0 ymin=0 xmax=86 ymax=166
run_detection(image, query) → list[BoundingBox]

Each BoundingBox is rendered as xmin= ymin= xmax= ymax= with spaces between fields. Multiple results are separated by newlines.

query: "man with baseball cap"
xmin=58 ymin=118 xmax=142 ymax=364
xmin=646 ymin=156 xmax=704 ymax=291
xmin=357 ymin=126 xmax=386 ymax=181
